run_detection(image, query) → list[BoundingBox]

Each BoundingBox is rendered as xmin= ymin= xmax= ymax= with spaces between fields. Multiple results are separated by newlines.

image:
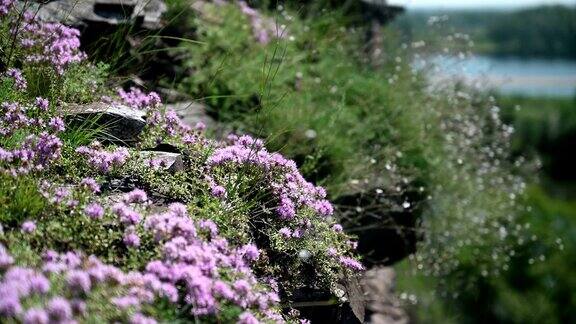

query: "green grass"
xmin=0 ymin=174 xmax=47 ymax=226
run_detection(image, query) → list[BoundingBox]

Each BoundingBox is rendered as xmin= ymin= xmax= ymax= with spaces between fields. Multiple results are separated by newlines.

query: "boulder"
xmin=362 ymin=267 xmax=408 ymax=324
xmin=62 ymin=102 xmax=147 ymax=145
xmin=34 ymin=0 xmax=167 ymax=29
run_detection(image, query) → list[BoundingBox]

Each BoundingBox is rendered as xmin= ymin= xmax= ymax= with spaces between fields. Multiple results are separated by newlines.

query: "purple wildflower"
xmin=277 ymin=197 xmax=295 ymax=220
xmin=48 ymin=117 xmax=65 ymax=133
xmin=118 ymin=87 xmax=161 ymax=110
xmin=21 ymin=220 xmax=36 ymax=234
xmin=79 ymin=177 xmax=100 ymax=193
xmin=46 ymin=297 xmax=72 ymax=321
xmin=84 ymin=202 xmax=104 ymax=220
xmin=111 ymin=296 xmax=140 ymax=309
xmin=130 ymin=313 xmax=158 ymax=324
xmin=29 ymin=274 xmax=50 ymax=294
xmin=112 ymin=203 xmax=141 ymax=225
xmin=338 ymin=256 xmax=364 ymax=271
xmin=23 ymin=307 xmax=49 ymax=324
xmin=0 ymin=296 xmax=21 ymax=316
xmin=0 ymin=0 xmax=14 ymax=15
xmin=75 ymin=144 xmax=129 ymax=173
xmin=313 ymin=200 xmax=334 ymax=216
xmin=240 ymin=244 xmax=260 ymax=261
xmin=0 ymin=244 xmax=14 ymax=268
xmin=66 ymin=270 xmax=92 ymax=293
xmin=123 ymin=231 xmax=141 ymax=248
xmin=278 ymin=227 xmax=292 ymax=237
xmin=238 ymin=311 xmax=260 ymax=324
xmin=208 ymin=134 xmax=334 ymax=222
xmin=123 ymin=189 xmax=148 ymax=203
xmin=331 ymin=224 xmax=343 ymax=232
xmin=5 ymin=68 xmax=27 ymax=90
xmin=210 ymin=185 xmax=227 ymax=198
xmin=35 ymin=97 xmax=49 ymax=111
xmin=20 ymin=14 xmax=86 ymax=74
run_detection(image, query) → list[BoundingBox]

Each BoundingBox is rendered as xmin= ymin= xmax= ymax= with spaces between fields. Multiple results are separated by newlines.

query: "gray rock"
xmin=33 ymin=0 xmax=167 ymax=29
xmin=344 ymin=274 xmax=367 ymax=322
xmin=362 ymin=267 xmax=408 ymax=324
xmin=138 ymin=151 xmax=184 ymax=173
xmin=63 ymin=102 xmax=147 ymax=145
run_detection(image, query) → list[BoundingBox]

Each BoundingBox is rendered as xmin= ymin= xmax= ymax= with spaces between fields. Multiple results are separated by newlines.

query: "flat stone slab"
xmin=62 ymin=102 xmax=147 ymax=145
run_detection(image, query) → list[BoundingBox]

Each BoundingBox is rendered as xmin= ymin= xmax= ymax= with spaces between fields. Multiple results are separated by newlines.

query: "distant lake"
xmin=418 ymin=55 xmax=576 ymax=97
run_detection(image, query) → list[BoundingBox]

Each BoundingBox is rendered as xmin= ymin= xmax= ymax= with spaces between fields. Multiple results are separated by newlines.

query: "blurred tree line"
xmin=394 ymin=5 xmax=576 ymax=59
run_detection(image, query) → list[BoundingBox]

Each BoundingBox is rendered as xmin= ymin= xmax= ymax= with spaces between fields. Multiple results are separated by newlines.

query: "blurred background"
xmin=387 ymin=0 xmax=576 ymax=322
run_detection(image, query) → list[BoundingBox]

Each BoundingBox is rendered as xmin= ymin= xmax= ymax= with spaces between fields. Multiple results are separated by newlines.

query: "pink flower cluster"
xmin=115 ymin=87 xmax=207 ymax=146
xmin=142 ymin=203 xmax=283 ymax=320
xmin=118 ymin=87 xmax=161 ymax=110
xmin=148 ymin=109 xmax=193 ymax=140
xmin=0 ymin=0 xmax=13 ymax=16
xmin=20 ymin=221 xmax=36 ymax=234
xmin=18 ymin=12 xmax=86 ymax=74
xmin=208 ymin=135 xmax=333 ymax=220
xmin=1 ymin=101 xmax=64 ymax=176
xmin=3 ymin=68 xmax=27 ymax=90
xmin=75 ymin=141 xmax=129 ymax=173
xmin=79 ymin=177 xmax=101 ymax=193
xmin=40 ymin=181 xmax=79 ymax=209
xmin=0 ymin=100 xmax=59 ymax=137
xmin=0 ymin=245 xmax=162 ymax=322
xmin=337 ymin=256 xmax=364 ymax=271
xmin=0 ymin=193 xmax=286 ymax=322
xmin=0 ymin=132 xmax=63 ymax=177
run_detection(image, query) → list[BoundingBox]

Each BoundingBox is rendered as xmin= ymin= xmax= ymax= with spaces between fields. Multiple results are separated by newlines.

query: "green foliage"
xmin=500 ymin=95 xmax=576 ymax=183
xmin=173 ymin=4 xmax=423 ymax=195
xmin=500 ymin=96 xmax=576 ymax=150
xmin=172 ymin=1 xmax=524 ymax=278
xmin=0 ymin=174 xmax=47 ymax=226
xmin=60 ymin=62 xmax=110 ymax=104
xmin=487 ymin=6 xmax=576 ymax=59
xmin=398 ymin=186 xmax=576 ymax=324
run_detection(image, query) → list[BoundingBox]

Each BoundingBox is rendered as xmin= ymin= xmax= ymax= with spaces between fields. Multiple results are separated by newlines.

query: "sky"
xmin=387 ymin=0 xmax=576 ymax=9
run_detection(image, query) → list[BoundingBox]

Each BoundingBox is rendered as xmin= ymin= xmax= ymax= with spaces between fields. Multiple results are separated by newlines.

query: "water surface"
xmin=422 ymin=55 xmax=576 ymax=97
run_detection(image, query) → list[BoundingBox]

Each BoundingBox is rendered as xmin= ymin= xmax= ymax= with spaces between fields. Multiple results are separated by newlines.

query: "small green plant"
xmin=0 ymin=174 xmax=47 ymax=226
